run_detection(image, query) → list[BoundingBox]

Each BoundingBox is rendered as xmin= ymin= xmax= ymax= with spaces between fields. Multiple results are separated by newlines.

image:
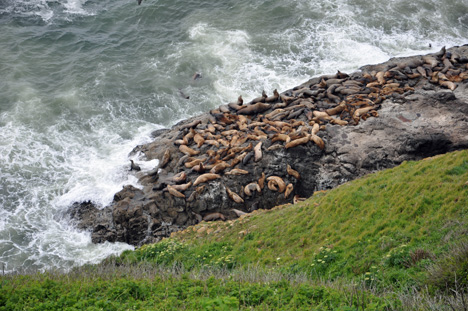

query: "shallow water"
xmin=0 ymin=0 xmax=466 ymax=273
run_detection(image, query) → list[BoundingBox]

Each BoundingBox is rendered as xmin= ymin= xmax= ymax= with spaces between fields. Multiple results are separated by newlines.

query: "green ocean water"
xmin=0 ymin=0 xmax=467 ymax=273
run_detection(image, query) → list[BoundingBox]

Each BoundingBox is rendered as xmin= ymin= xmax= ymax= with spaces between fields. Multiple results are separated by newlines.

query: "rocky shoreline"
xmin=70 ymin=45 xmax=468 ymax=247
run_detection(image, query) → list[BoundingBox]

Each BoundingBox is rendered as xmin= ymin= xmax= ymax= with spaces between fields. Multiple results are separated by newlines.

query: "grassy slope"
xmin=1 ymin=150 xmax=468 ymax=310
xmin=130 ymin=150 xmax=468 ymax=285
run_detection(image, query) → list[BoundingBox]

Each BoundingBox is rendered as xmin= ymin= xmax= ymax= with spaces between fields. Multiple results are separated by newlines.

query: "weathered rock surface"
xmin=70 ymin=45 xmax=468 ymax=246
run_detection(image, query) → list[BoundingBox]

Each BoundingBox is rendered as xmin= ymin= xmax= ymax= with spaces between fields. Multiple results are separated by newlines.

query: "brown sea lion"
xmin=193 ymin=173 xmax=221 ymax=186
xmin=287 ymin=164 xmax=300 ymax=180
xmin=258 ymin=172 xmax=266 ymax=189
xmin=179 ymin=145 xmax=200 ymax=156
xmin=169 ymin=181 xmax=192 ymax=191
xmin=210 ymin=161 xmax=230 ymax=174
xmin=244 ymin=182 xmax=261 ymax=196
xmin=179 ymin=119 xmax=201 ymax=131
xmin=265 ymin=89 xmax=280 ymax=103
xmin=159 ymin=149 xmax=171 ymax=169
xmin=267 ymin=176 xmax=286 ymax=193
xmin=293 ymin=195 xmax=306 ymax=204
xmin=225 ymin=186 xmax=244 ymax=203
xmin=284 ymin=183 xmax=294 ymax=198
xmin=310 ymin=135 xmax=325 ymax=150
xmin=285 ymin=135 xmax=310 ymax=149
xmin=225 ymin=168 xmax=249 ymax=175
xmin=254 ymin=142 xmax=262 ymax=162
xmin=167 ymin=185 xmax=185 ymax=198
xmin=204 ymin=212 xmax=226 ymax=221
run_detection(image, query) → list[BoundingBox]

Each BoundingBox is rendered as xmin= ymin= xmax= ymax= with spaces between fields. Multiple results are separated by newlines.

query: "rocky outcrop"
xmin=70 ymin=45 xmax=468 ymax=246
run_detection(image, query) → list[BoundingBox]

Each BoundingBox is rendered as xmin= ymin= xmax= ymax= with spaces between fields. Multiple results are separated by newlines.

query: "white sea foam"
xmin=1 ymin=0 xmax=467 ymax=273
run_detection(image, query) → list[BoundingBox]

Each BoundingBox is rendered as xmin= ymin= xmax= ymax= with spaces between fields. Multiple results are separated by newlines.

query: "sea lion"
xmin=159 ymin=149 xmax=171 ymax=169
xmin=285 ymin=135 xmax=310 ymax=149
xmin=193 ymin=173 xmax=221 ymax=186
xmin=376 ymin=71 xmax=386 ymax=85
xmin=210 ymin=161 xmax=230 ymax=174
xmin=205 ymin=139 xmax=220 ymax=147
xmin=271 ymin=133 xmax=291 ymax=143
xmin=191 ymin=212 xmax=203 ymax=223
xmin=203 ymin=212 xmax=226 ymax=221
xmin=310 ymin=135 xmax=325 ymax=150
xmin=193 ymin=133 xmax=205 ymax=148
xmin=293 ymin=195 xmax=306 ymax=204
xmin=313 ymin=111 xmax=332 ymax=121
xmin=439 ymin=80 xmax=457 ymax=91
xmin=231 ymin=208 xmax=247 ymax=217
xmin=237 ymin=102 xmax=271 ymax=115
xmin=311 ymin=123 xmax=320 ymax=136
xmin=179 ymin=119 xmax=202 ymax=131
xmin=225 ymin=168 xmax=249 ymax=175
xmin=178 ymin=89 xmax=190 ymax=99
xmin=169 ymin=181 xmax=192 ymax=192
xmin=244 ymin=182 xmax=261 ymax=196
xmin=248 ymin=90 xmax=267 ymax=104
xmin=225 ymin=186 xmax=244 ymax=203
xmin=171 ymin=171 xmax=187 ymax=183
xmin=136 ymin=0 xmax=143 ymax=5
xmin=267 ymin=176 xmax=286 ymax=193
xmin=187 ymin=185 xmax=206 ymax=202
xmin=229 ymin=95 xmax=243 ymax=106
xmin=129 ymin=160 xmax=141 ymax=171
xmin=242 ymin=151 xmax=254 ymax=165
xmin=192 ymin=72 xmax=202 ymax=80
xmin=167 ymin=185 xmax=185 ymax=198
xmin=185 ymin=158 xmax=205 ymax=169
xmin=287 ymin=164 xmax=300 ymax=180
xmin=284 ymin=183 xmax=294 ymax=198
xmin=330 ymin=118 xmax=348 ymax=126
xmin=179 ymin=145 xmax=200 ymax=156
xmin=265 ymin=89 xmax=279 ymax=103
xmin=258 ymin=172 xmax=266 ymax=189
xmin=353 ymin=106 xmax=374 ymax=122
xmin=192 ymin=163 xmax=205 ymax=173
xmin=267 ymin=144 xmax=283 ymax=151
xmin=254 ymin=142 xmax=262 ymax=162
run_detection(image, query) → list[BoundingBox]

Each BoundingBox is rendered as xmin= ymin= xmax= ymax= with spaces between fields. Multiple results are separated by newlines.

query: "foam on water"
xmin=0 ymin=0 xmax=467 ymax=273
xmin=0 ymin=82 xmax=163 ymax=272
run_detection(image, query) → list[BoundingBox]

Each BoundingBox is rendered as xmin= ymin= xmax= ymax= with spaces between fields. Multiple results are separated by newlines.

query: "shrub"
xmin=427 ymin=240 xmax=468 ymax=291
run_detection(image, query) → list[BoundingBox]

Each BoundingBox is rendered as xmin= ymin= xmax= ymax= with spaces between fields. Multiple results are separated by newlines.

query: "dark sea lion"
xmin=136 ymin=0 xmax=143 ymax=5
xmin=265 ymin=89 xmax=280 ymax=103
xmin=129 ymin=160 xmax=141 ymax=171
xmin=192 ymin=72 xmax=202 ymax=80
xmin=237 ymin=102 xmax=270 ymax=115
xmin=248 ymin=90 xmax=267 ymax=104
xmin=178 ymin=89 xmax=189 ymax=99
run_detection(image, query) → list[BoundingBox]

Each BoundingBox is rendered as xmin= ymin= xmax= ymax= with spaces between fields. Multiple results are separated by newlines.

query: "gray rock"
xmin=70 ymin=45 xmax=468 ymax=246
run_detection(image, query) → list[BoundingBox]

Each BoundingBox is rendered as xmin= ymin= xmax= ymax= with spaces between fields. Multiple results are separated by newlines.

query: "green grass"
xmin=2 ymin=150 xmax=468 ymax=310
xmin=122 ymin=150 xmax=468 ymax=288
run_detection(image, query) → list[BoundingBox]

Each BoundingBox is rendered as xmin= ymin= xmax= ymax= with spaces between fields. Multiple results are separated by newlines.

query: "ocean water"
xmin=0 ymin=0 xmax=466 ymax=273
